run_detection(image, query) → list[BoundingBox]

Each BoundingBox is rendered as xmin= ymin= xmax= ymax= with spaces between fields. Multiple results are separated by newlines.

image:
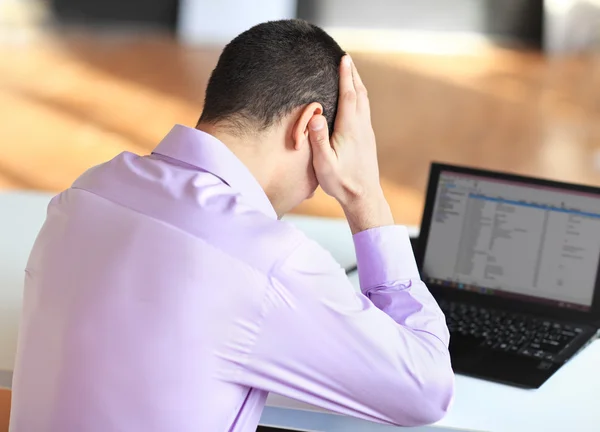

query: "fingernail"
xmin=344 ymin=55 xmax=352 ymax=66
xmin=310 ymin=118 xmax=324 ymax=131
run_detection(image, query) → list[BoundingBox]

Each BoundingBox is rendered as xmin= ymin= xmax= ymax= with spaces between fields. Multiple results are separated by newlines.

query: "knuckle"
xmin=318 ymin=136 xmax=330 ymax=146
xmin=343 ymin=90 xmax=357 ymax=102
xmin=313 ymin=133 xmax=327 ymax=145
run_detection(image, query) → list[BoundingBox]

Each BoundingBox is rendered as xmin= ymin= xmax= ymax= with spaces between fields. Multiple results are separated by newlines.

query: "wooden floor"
xmin=1 ymin=30 xmax=599 ymax=225
xmin=0 ymin=388 xmax=9 ymax=432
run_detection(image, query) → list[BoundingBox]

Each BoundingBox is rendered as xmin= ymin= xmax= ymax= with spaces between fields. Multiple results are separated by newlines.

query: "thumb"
xmin=308 ymin=115 xmax=332 ymax=161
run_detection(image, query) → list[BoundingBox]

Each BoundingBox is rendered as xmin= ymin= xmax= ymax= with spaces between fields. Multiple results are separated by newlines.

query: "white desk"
xmin=0 ymin=192 xmax=53 ymax=388
xmin=1 ymin=192 xmax=599 ymax=432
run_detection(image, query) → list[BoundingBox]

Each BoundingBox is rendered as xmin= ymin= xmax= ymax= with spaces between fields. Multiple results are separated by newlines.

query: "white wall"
xmin=299 ymin=0 xmax=543 ymax=42
xmin=303 ymin=0 xmax=486 ymax=32
xmin=545 ymin=0 xmax=600 ymax=53
xmin=296 ymin=0 xmax=544 ymax=53
xmin=177 ymin=0 xmax=297 ymax=45
xmin=176 ymin=0 xmax=600 ymax=53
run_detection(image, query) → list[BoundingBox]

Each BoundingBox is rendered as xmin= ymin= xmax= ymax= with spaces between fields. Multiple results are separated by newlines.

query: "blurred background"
xmin=0 ymin=0 xmax=599 ymax=225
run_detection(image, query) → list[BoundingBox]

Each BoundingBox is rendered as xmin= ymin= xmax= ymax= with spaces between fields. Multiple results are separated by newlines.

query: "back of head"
xmin=199 ymin=19 xmax=345 ymax=135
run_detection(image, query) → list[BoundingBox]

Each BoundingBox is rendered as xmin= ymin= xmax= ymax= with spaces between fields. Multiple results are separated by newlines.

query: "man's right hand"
xmin=308 ymin=55 xmax=394 ymax=234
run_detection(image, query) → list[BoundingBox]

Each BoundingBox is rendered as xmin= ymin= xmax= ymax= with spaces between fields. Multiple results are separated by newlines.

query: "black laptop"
xmin=415 ymin=163 xmax=600 ymax=388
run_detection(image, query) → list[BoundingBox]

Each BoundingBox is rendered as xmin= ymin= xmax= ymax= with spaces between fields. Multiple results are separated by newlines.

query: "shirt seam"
xmin=362 ymin=279 xmax=413 ymax=297
xmin=233 ymin=235 xmax=316 ymax=375
xmin=71 ymin=185 xmax=287 ymax=280
xmin=267 ymin=232 xmax=307 ymax=277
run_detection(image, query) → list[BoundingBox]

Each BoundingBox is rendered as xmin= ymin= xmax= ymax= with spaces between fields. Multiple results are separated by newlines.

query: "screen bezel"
xmin=416 ymin=162 xmax=600 ymax=325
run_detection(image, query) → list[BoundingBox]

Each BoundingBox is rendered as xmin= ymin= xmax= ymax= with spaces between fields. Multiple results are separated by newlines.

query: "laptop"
xmin=415 ymin=163 xmax=600 ymax=388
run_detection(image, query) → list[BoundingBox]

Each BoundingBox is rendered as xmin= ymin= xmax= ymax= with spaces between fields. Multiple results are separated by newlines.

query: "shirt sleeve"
xmin=230 ymin=225 xmax=454 ymax=427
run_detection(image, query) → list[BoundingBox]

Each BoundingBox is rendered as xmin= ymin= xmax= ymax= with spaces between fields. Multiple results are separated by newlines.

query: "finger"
xmin=308 ymin=115 xmax=334 ymax=162
xmin=350 ymin=58 xmax=370 ymax=111
xmin=350 ymin=58 xmax=366 ymax=93
xmin=336 ymin=55 xmax=356 ymax=126
xmin=338 ymin=55 xmax=355 ymax=97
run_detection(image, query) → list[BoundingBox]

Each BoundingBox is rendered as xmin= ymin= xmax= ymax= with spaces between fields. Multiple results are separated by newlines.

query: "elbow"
xmin=412 ymin=373 xmax=454 ymax=425
xmin=388 ymin=356 xmax=455 ymax=427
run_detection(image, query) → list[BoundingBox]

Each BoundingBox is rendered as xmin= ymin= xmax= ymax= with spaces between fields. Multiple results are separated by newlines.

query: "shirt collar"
xmin=152 ymin=124 xmax=277 ymax=219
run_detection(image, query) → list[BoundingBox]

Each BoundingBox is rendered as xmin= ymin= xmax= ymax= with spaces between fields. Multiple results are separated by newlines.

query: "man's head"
xmin=197 ymin=19 xmax=345 ymax=216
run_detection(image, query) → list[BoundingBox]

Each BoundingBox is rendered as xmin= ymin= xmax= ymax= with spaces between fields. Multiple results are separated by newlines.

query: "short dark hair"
xmin=199 ymin=19 xmax=345 ymax=135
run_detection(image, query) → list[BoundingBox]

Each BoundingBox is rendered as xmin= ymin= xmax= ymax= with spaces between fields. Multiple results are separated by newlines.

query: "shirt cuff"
xmin=353 ymin=225 xmax=419 ymax=293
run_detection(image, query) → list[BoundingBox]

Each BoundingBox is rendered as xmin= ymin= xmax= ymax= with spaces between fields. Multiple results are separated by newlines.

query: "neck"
xmin=196 ymin=122 xmax=282 ymax=214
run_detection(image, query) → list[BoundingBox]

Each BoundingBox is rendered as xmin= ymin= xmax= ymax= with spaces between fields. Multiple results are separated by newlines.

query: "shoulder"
xmin=70 ymin=152 xmax=332 ymax=275
xmin=212 ymin=211 xmax=317 ymax=275
xmin=205 ymin=210 xmax=346 ymax=280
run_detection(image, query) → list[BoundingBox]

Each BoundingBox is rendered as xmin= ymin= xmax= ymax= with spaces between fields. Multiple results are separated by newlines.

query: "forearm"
xmin=353 ymin=225 xmax=450 ymax=347
xmin=341 ymin=190 xmax=394 ymax=235
xmin=230 ymin=237 xmax=454 ymax=426
xmin=237 ymin=289 xmax=454 ymax=427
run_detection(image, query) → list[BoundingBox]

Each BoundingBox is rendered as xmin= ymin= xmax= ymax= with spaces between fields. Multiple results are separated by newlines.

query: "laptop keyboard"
xmin=438 ymin=300 xmax=584 ymax=361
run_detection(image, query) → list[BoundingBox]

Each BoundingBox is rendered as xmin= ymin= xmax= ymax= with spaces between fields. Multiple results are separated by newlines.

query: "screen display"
xmin=423 ymin=171 xmax=600 ymax=311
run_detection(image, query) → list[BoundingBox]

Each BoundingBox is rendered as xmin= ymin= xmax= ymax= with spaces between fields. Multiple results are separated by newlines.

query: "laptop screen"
xmin=422 ymin=170 xmax=600 ymax=311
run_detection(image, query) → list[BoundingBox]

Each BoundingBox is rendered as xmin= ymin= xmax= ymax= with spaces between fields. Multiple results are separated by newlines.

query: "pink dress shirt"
xmin=9 ymin=125 xmax=454 ymax=431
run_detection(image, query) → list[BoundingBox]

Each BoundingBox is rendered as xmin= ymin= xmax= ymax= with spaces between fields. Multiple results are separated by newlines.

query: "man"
xmin=10 ymin=20 xmax=453 ymax=431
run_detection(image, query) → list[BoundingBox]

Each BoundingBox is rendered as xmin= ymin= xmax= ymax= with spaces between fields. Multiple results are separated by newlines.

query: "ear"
xmin=292 ymin=102 xmax=323 ymax=151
